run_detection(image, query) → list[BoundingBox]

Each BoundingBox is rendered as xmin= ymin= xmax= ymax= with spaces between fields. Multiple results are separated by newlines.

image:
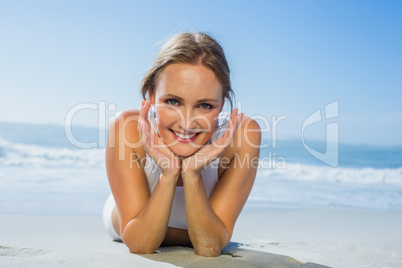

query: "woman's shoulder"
xmin=236 ymin=115 xmax=261 ymax=151
xmin=114 ymin=109 xmax=141 ymax=119
xmin=221 ymin=115 xmax=261 ymax=161
xmin=240 ymin=115 xmax=260 ymax=131
xmin=110 ymin=109 xmax=141 ymax=129
xmin=107 ymin=109 xmax=142 ymax=151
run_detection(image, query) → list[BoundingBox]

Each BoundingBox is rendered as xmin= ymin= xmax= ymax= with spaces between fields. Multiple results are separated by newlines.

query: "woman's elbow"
xmin=127 ymin=243 xmax=159 ymax=254
xmin=193 ymin=239 xmax=228 ymax=257
xmin=122 ymin=236 xmax=159 ymax=254
xmin=194 ymin=245 xmax=221 ymax=257
xmin=129 ymin=247 xmax=157 ymax=255
xmin=193 ymin=231 xmax=231 ymax=257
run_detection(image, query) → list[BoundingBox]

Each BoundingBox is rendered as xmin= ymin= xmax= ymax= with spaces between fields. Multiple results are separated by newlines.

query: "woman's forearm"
xmin=121 ymin=174 xmax=177 ymax=254
xmin=183 ymin=173 xmax=230 ymax=257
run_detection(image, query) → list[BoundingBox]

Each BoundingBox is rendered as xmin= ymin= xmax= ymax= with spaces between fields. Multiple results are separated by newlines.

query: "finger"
xmin=139 ymin=101 xmax=152 ymax=145
xmin=198 ymin=111 xmax=243 ymax=159
xmin=140 ymin=118 xmax=160 ymax=157
xmin=139 ymin=116 xmax=158 ymax=150
xmin=234 ymin=113 xmax=244 ymax=131
xmin=138 ymin=106 xmax=146 ymax=133
xmin=229 ymin=111 xmax=243 ymax=135
xmin=139 ymin=107 xmax=166 ymax=156
xmin=231 ymin=108 xmax=239 ymax=117
xmin=139 ymin=117 xmax=149 ymax=146
xmin=227 ymin=109 xmax=239 ymax=133
xmin=140 ymin=100 xmax=151 ymax=121
xmin=217 ymin=111 xmax=243 ymax=148
xmin=209 ymin=127 xmax=234 ymax=153
xmin=223 ymin=109 xmax=240 ymax=139
xmin=230 ymin=109 xmax=243 ymax=128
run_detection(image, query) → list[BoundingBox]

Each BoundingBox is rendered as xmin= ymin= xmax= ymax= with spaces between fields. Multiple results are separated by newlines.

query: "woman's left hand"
xmin=181 ymin=108 xmax=243 ymax=177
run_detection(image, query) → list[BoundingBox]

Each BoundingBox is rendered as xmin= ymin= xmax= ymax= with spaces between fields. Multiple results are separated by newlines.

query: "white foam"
xmin=0 ymin=139 xmax=105 ymax=167
xmin=257 ymin=163 xmax=402 ymax=185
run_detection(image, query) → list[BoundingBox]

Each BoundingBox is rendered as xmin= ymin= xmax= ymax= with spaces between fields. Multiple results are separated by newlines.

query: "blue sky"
xmin=0 ymin=0 xmax=401 ymax=146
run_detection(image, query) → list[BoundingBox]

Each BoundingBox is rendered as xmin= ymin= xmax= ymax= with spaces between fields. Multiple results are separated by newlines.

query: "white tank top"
xmin=145 ymin=106 xmax=229 ymax=229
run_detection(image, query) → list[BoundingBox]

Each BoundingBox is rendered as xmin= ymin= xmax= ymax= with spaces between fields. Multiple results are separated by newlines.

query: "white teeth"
xmin=174 ymin=131 xmax=197 ymax=139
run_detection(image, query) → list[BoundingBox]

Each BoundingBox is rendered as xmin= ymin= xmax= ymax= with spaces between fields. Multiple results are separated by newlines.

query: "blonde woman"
xmin=103 ymin=32 xmax=261 ymax=257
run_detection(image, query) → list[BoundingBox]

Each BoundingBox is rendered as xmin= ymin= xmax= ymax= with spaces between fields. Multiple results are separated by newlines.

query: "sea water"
xmin=0 ymin=122 xmax=401 ymax=215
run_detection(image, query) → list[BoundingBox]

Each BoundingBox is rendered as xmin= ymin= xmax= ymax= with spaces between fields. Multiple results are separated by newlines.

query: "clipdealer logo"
xmin=63 ymin=100 xmax=339 ymax=168
xmin=301 ymin=100 xmax=339 ymax=167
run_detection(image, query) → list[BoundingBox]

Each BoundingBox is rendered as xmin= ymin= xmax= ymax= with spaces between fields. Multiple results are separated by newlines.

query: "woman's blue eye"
xmin=167 ymin=99 xmax=178 ymax=105
xmin=200 ymin=103 xmax=212 ymax=109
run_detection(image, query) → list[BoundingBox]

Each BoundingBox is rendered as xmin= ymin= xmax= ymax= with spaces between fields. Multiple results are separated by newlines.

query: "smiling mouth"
xmin=170 ymin=129 xmax=201 ymax=141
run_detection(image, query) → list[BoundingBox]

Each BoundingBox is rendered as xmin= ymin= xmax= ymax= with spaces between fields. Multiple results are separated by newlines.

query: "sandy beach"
xmin=2 ymin=0 xmax=402 ymax=267
xmin=2 ymin=208 xmax=401 ymax=267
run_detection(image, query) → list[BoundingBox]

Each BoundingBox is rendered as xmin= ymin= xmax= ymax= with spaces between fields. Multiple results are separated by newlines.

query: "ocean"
xmin=0 ymin=121 xmax=401 ymax=215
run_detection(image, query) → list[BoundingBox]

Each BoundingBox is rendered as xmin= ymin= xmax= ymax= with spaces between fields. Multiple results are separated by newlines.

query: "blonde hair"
xmin=141 ymin=32 xmax=234 ymax=110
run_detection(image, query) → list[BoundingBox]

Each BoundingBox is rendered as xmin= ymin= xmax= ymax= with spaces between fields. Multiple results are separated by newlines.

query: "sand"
xmin=1 ymin=209 xmax=401 ymax=267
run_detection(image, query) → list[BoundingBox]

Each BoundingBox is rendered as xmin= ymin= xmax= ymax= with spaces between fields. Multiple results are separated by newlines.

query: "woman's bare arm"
xmin=182 ymin=172 xmax=231 ymax=256
xmin=183 ymin=116 xmax=261 ymax=256
xmin=106 ymin=110 xmax=178 ymax=253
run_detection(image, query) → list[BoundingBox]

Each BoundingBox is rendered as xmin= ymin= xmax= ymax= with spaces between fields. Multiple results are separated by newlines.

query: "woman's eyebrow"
xmin=196 ymin=98 xmax=218 ymax=103
xmin=162 ymin=94 xmax=218 ymax=103
xmin=163 ymin=94 xmax=184 ymax=101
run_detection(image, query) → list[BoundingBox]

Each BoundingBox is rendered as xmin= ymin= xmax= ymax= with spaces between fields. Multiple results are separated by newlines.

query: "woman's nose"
xmin=181 ymin=108 xmax=197 ymax=131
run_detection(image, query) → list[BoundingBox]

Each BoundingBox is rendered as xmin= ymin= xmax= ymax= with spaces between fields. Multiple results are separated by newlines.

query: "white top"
xmin=145 ymin=106 xmax=229 ymax=229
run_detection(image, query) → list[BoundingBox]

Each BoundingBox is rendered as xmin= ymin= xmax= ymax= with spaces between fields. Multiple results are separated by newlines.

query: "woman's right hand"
xmin=138 ymin=100 xmax=182 ymax=180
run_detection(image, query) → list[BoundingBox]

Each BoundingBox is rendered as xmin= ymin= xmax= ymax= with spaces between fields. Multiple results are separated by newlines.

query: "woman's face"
xmin=150 ymin=63 xmax=224 ymax=157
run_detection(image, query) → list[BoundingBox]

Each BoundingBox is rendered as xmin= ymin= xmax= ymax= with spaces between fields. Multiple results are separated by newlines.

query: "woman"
xmin=103 ymin=32 xmax=261 ymax=257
